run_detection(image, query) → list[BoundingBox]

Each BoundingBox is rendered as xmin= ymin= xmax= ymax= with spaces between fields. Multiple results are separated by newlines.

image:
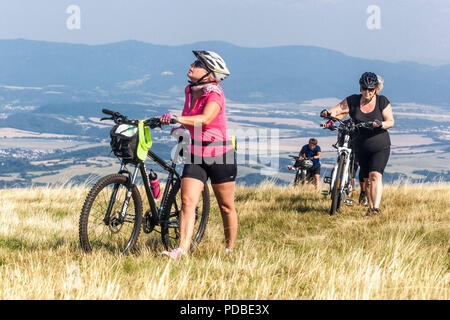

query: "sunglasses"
xmin=193 ymin=60 xmax=208 ymax=70
xmin=361 ymin=87 xmax=376 ymax=92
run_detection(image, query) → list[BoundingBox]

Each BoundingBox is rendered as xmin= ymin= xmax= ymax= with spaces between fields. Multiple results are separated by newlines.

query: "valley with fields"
xmin=1 ymin=97 xmax=448 ymax=188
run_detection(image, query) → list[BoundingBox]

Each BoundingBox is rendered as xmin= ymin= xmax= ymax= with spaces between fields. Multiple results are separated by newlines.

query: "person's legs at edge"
xmin=211 ymin=181 xmax=238 ymax=250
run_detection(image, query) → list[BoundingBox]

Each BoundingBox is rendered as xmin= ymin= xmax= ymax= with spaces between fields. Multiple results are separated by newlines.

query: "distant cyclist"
xmin=288 ymin=138 xmax=322 ymax=190
xmin=160 ymin=51 xmax=237 ymax=259
xmin=321 ymin=72 xmax=394 ymax=215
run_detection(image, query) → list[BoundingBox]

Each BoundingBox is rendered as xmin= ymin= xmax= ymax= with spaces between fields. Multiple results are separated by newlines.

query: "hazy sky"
xmin=0 ymin=0 xmax=449 ymax=65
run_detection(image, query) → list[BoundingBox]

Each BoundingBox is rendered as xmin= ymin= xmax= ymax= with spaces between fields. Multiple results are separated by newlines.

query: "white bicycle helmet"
xmin=193 ymin=50 xmax=230 ymax=82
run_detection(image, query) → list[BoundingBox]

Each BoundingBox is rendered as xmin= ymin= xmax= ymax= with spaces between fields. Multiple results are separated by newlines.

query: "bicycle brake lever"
xmin=100 ymin=117 xmax=113 ymax=121
xmin=145 ymin=118 xmax=162 ymax=129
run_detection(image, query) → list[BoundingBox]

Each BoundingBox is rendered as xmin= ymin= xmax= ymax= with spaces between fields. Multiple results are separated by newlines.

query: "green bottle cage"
xmin=136 ymin=120 xmax=152 ymax=161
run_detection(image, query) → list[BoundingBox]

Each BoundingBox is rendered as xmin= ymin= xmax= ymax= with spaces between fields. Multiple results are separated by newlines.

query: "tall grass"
xmin=0 ymin=182 xmax=448 ymax=299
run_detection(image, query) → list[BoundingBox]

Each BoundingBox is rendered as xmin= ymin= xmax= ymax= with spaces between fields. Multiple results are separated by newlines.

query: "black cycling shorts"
xmin=356 ymin=147 xmax=390 ymax=179
xmin=182 ymin=150 xmax=237 ymax=184
xmin=307 ymin=166 xmax=321 ymax=175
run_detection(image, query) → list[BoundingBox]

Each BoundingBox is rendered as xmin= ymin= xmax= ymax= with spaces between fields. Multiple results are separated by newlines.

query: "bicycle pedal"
xmin=321 ymin=190 xmax=329 ymax=195
xmin=344 ymin=199 xmax=354 ymax=206
xmin=323 ymin=177 xmax=332 ymax=184
xmin=167 ymin=219 xmax=179 ymax=228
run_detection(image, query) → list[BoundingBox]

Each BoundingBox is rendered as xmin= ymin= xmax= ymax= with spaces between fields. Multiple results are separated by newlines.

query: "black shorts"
xmin=182 ymin=150 xmax=237 ymax=184
xmin=356 ymin=147 xmax=390 ymax=179
xmin=307 ymin=166 xmax=321 ymax=175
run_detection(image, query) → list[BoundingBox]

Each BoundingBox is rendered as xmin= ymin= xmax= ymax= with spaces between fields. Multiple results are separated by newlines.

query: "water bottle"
xmin=148 ymin=170 xmax=161 ymax=199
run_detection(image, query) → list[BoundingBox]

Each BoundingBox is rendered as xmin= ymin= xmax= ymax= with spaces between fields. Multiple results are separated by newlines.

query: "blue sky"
xmin=0 ymin=0 xmax=449 ymax=65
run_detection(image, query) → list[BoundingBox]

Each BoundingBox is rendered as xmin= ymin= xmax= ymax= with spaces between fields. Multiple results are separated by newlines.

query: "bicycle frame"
xmin=105 ymin=149 xmax=181 ymax=226
xmin=145 ymin=149 xmax=181 ymax=221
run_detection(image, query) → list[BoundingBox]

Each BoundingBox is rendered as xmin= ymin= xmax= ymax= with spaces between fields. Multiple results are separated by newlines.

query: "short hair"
xmin=377 ymin=75 xmax=384 ymax=91
xmin=309 ymin=138 xmax=318 ymax=145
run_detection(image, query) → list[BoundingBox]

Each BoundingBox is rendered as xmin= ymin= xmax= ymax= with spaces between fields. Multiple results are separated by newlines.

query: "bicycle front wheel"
xmin=79 ymin=174 xmax=143 ymax=255
xmin=330 ymin=156 xmax=346 ymax=215
xmin=293 ymin=171 xmax=301 ymax=186
xmin=160 ymin=180 xmax=210 ymax=252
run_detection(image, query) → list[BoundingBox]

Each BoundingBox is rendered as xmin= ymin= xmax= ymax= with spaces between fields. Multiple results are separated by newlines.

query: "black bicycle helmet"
xmin=359 ymin=72 xmax=379 ymax=89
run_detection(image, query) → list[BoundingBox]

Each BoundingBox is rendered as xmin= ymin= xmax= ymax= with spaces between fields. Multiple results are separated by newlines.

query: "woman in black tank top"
xmin=320 ymin=72 xmax=395 ymax=216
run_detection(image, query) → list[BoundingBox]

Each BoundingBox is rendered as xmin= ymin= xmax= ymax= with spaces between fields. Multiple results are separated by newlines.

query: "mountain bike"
xmin=79 ymin=109 xmax=210 ymax=255
xmin=320 ymin=114 xmax=373 ymax=215
xmin=288 ymin=155 xmax=314 ymax=186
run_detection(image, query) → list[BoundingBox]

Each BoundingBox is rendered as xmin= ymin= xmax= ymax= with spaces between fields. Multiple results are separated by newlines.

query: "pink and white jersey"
xmin=182 ymin=84 xmax=233 ymax=157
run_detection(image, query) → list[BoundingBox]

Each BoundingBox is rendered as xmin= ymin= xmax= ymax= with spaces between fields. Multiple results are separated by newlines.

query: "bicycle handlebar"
xmin=101 ymin=109 xmax=178 ymax=129
xmin=289 ymin=155 xmax=315 ymax=162
xmin=102 ymin=108 xmax=116 ymax=116
xmin=320 ymin=111 xmax=374 ymax=132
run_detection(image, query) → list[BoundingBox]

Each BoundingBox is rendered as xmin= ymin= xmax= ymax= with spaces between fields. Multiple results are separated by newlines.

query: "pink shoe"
xmin=161 ymin=248 xmax=187 ymax=260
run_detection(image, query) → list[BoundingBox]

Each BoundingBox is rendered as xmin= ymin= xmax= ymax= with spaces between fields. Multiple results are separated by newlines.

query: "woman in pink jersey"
xmin=160 ymin=51 xmax=237 ymax=259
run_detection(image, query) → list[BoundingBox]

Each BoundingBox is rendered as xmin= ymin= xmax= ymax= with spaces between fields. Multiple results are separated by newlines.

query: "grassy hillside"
xmin=0 ymin=182 xmax=448 ymax=299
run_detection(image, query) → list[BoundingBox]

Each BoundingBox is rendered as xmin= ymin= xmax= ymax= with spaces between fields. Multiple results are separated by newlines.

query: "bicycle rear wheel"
xmin=160 ymin=180 xmax=210 ymax=252
xmin=79 ymin=174 xmax=143 ymax=255
xmin=330 ymin=155 xmax=345 ymax=215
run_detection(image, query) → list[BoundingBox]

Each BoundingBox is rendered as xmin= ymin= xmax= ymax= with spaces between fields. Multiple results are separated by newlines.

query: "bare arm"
xmin=379 ymin=104 xmax=394 ymax=129
xmin=176 ymin=101 xmax=221 ymax=127
xmin=327 ymin=98 xmax=349 ymax=120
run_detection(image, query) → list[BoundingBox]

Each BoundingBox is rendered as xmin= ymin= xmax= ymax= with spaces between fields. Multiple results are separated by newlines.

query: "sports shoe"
xmin=372 ymin=208 xmax=381 ymax=215
xmin=365 ymin=208 xmax=381 ymax=217
xmin=162 ymin=247 xmax=187 ymax=260
xmin=359 ymin=192 xmax=368 ymax=206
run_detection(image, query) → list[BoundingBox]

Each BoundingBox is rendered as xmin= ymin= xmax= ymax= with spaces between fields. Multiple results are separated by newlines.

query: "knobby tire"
xmin=330 ymin=155 xmax=346 ymax=215
xmin=79 ymin=174 xmax=143 ymax=255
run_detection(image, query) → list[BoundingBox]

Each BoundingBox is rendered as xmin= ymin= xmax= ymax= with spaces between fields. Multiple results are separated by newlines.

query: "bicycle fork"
xmin=324 ymin=149 xmax=351 ymax=196
xmin=336 ymin=151 xmax=354 ymax=206
xmin=103 ymin=165 xmax=140 ymax=225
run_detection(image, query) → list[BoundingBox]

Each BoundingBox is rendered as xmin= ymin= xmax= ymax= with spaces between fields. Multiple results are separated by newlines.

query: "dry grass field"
xmin=0 ymin=182 xmax=448 ymax=300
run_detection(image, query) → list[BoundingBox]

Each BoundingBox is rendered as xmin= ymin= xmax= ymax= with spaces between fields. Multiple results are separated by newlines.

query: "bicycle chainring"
xmin=142 ymin=210 xmax=155 ymax=234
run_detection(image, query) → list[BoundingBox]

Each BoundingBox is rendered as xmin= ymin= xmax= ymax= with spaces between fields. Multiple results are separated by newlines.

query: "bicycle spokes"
xmin=79 ymin=174 xmax=142 ymax=255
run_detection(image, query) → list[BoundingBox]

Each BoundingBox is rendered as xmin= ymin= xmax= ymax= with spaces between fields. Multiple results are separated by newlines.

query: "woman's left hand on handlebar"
xmin=373 ymin=119 xmax=382 ymax=128
xmin=160 ymin=114 xmax=176 ymax=125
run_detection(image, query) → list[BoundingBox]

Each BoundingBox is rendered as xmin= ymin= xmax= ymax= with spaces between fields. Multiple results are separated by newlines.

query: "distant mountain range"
xmin=0 ymin=39 xmax=449 ymax=106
